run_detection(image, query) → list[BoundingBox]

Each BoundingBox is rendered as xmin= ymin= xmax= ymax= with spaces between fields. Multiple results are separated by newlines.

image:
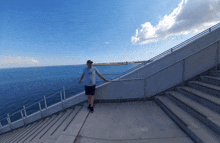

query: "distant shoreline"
xmin=93 ymin=60 xmax=149 ymax=66
xmin=0 ymin=60 xmax=152 ymax=69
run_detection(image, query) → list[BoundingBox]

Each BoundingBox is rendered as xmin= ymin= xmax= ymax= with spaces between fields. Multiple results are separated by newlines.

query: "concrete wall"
xmin=94 ymin=28 xmax=220 ymax=100
xmin=95 ymin=79 xmax=145 ymax=100
xmin=145 ymin=61 xmax=183 ymax=97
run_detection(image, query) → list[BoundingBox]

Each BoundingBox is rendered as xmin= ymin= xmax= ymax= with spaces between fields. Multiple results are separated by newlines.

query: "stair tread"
xmin=25 ymin=114 xmax=58 ymax=142
xmin=6 ymin=121 xmax=38 ymax=143
xmin=18 ymin=116 xmax=52 ymax=143
xmin=60 ymin=103 xmax=89 ymax=136
xmin=210 ymin=70 xmax=220 ymax=73
xmin=30 ymin=111 xmax=66 ymax=142
xmin=0 ymin=130 xmax=18 ymax=142
xmin=49 ymin=106 xmax=82 ymax=140
xmin=155 ymin=96 xmax=220 ymax=142
xmin=168 ymin=91 xmax=220 ymax=120
xmin=189 ymin=81 xmax=220 ymax=91
xmin=179 ymin=86 xmax=220 ymax=105
xmin=0 ymin=130 xmax=17 ymax=142
xmin=39 ymin=109 xmax=73 ymax=142
xmin=201 ymin=75 xmax=220 ymax=80
xmin=9 ymin=120 xmax=42 ymax=143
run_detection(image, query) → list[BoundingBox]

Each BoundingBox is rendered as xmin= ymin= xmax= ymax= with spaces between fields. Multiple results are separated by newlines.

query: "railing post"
xmin=23 ymin=106 xmax=27 ymax=118
xmin=7 ymin=114 xmax=12 ymax=130
xmin=60 ymin=91 xmax=63 ymax=102
xmin=20 ymin=110 xmax=25 ymax=125
xmin=171 ymin=48 xmax=173 ymax=52
xmin=182 ymin=59 xmax=185 ymax=86
xmin=7 ymin=114 xmax=11 ymax=125
xmin=209 ymin=28 xmax=211 ymax=33
xmin=216 ymin=41 xmax=219 ymax=70
xmin=20 ymin=110 xmax=24 ymax=119
xmin=0 ymin=122 xmax=2 ymax=129
xmin=44 ymin=96 xmax=47 ymax=109
xmin=63 ymin=86 xmax=66 ymax=100
xmin=60 ymin=91 xmax=64 ymax=109
xmin=39 ymin=102 xmax=42 ymax=111
xmin=39 ymin=102 xmax=43 ymax=118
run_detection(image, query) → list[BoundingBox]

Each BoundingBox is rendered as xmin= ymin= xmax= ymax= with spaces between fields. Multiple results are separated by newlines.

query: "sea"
xmin=0 ymin=63 xmax=140 ymax=126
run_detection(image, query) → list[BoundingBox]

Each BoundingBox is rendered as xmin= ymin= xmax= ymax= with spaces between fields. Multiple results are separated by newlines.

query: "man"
xmin=78 ymin=60 xmax=109 ymax=113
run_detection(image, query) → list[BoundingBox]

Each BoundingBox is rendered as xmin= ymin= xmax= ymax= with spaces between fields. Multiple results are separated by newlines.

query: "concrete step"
xmin=209 ymin=70 xmax=220 ymax=77
xmin=4 ymin=121 xmax=38 ymax=143
xmin=17 ymin=116 xmax=52 ymax=143
xmin=38 ymin=109 xmax=73 ymax=142
xmin=23 ymin=114 xmax=58 ymax=143
xmin=166 ymin=91 xmax=220 ymax=136
xmin=200 ymin=76 xmax=220 ymax=86
xmin=0 ymin=128 xmax=22 ymax=143
xmin=176 ymin=86 xmax=220 ymax=114
xmin=0 ymin=128 xmax=19 ymax=142
xmin=188 ymin=81 xmax=220 ymax=98
xmin=28 ymin=111 xmax=66 ymax=142
xmin=154 ymin=95 xmax=220 ymax=143
xmin=6 ymin=120 xmax=42 ymax=143
xmin=48 ymin=106 xmax=82 ymax=140
xmin=54 ymin=103 xmax=89 ymax=143
xmin=27 ymin=111 xmax=65 ymax=143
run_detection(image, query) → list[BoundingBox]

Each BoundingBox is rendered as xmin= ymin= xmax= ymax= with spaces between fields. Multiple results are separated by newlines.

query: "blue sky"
xmin=0 ymin=0 xmax=220 ymax=68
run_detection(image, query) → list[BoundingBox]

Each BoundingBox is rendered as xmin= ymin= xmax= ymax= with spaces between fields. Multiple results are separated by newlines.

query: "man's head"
xmin=87 ymin=60 xmax=93 ymax=68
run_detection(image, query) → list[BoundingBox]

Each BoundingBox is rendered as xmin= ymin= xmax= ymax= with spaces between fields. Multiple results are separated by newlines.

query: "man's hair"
xmin=87 ymin=60 xmax=93 ymax=64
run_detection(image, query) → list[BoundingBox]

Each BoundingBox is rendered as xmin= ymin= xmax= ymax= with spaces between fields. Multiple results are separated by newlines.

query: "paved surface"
xmin=0 ymin=101 xmax=194 ymax=143
xmin=75 ymin=101 xmax=193 ymax=143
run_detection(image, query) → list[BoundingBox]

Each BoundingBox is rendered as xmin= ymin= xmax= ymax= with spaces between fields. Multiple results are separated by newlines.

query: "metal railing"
xmin=0 ymin=74 xmax=122 ymax=128
xmin=1 ymin=22 xmax=220 ymax=130
xmin=96 ymin=40 xmax=220 ymax=84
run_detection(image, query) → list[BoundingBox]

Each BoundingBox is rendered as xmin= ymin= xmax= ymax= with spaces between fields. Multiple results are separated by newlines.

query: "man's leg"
xmin=90 ymin=95 xmax=94 ymax=107
xmin=87 ymin=95 xmax=91 ymax=105
xmin=90 ymin=85 xmax=95 ymax=108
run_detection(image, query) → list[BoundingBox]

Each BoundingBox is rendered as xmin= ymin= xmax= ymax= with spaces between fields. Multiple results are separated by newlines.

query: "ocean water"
xmin=0 ymin=63 xmax=140 ymax=126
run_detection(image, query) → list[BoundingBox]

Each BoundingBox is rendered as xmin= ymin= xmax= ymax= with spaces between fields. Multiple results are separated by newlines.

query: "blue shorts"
xmin=85 ymin=85 xmax=96 ymax=95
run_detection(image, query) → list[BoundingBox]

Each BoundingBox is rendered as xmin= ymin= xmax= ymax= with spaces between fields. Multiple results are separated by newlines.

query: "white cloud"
xmin=132 ymin=0 xmax=220 ymax=44
xmin=105 ymin=42 xmax=109 ymax=44
xmin=0 ymin=56 xmax=40 ymax=68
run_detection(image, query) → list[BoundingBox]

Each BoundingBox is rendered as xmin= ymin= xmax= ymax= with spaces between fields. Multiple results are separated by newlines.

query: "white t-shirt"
xmin=83 ymin=67 xmax=100 ymax=86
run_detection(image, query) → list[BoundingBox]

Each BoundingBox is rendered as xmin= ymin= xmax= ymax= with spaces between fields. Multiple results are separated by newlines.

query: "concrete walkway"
xmin=74 ymin=101 xmax=193 ymax=143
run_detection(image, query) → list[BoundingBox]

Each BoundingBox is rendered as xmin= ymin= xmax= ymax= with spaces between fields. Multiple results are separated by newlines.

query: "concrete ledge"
xmin=63 ymin=94 xmax=87 ymax=109
xmin=0 ymin=125 xmax=11 ymax=134
xmin=42 ymin=102 xmax=63 ymax=117
xmin=25 ymin=111 xmax=42 ymax=124
xmin=10 ymin=118 xmax=24 ymax=130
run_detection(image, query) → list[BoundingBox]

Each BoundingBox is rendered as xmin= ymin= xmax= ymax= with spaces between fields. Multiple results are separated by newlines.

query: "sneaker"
xmin=88 ymin=104 xmax=91 ymax=110
xmin=90 ymin=106 xmax=94 ymax=113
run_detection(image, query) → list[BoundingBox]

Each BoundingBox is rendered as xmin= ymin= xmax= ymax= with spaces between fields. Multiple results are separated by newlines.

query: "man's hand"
xmin=104 ymin=79 xmax=109 ymax=82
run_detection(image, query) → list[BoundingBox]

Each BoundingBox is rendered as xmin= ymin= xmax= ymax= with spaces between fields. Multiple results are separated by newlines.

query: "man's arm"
xmin=79 ymin=74 xmax=85 ymax=84
xmin=97 ymin=73 xmax=109 ymax=82
xmin=97 ymin=73 xmax=105 ymax=80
